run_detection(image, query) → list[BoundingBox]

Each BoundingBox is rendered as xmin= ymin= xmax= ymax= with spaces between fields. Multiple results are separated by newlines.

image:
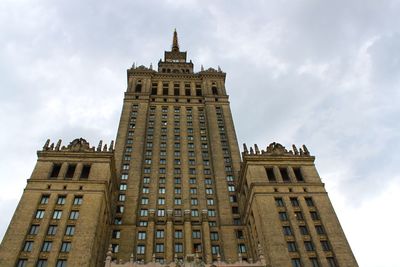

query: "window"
xmin=118 ymin=194 xmax=126 ymax=201
xmin=121 ymin=174 xmax=129 ymax=180
xmin=238 ymin=244 xmax=246 ymax=253
xmin=291 ymin=258 xmax=302 ymax=267
xmin=211 ymin=245 xmax=220 ymax=255
xmin=114 ymin=218 xmax=122 ymax=225
xmin=175 ymin=230 xmax=183 ymax=239
xmin=280 ymin=168 xmax=290 ymax=182
xmin=287 ymin=241 xmax=297 ymax=252
xmin=185 ymin=88 xmax=191 ymax=96
xmin=36 ymin=259 xmax=48 ymax=267
xmin=120 ymin=184 xmax=127 ymax=190
xmin=205 ymin=178 xmax=212 ymax=185
xmin=175 ymin=243 xmax=183 ymax=253
xmin=69 ymin=211 xmax=79 ymax=220
xmin=326 ymin=257 xmax=337 ymax=267
xmin=112 ymin=230 xmax=121 ymax=239
xmin=190 ymin=188 xmax=197 ymax=194
xmin=36 ymin=209 xmax=45 ymax=219
xmin=53 ymin=210 xmax=62 ymax=220
xmin=47 ymin=225 xmax=57 ymax=235
xmin=232 ymin=207 xmax=239 ymax=214
xmin=157 ymin=209 xmax=165 ymax=217
xmin=228 ymin=185 xmax=235 ymax=192
xmin=143 ymin=177 xmax=150 ymax=184
xmin=23 ymin=241 xmax=33 ymax=252
xmin=138 ymin=231 xmax=146 ymax=240
xmin=290 ymin=198 xmax=299 ymax=206
xmin=135 ymin=83 xmax=142 ymax=92
xmin=80 ymin=165 xmax=91 ymax=179
xmin=191 ymin=209 xmax=199 ymax=217
xmin=283 ymin=226 xmax=293 ymax=236
xmin=50 ymin=164 xmax=61 ymax=178
xmin=196 ymin=89 xmax=202 ymax=96
xmin=111 ymin=244 xmax=119 ymax=253
xmin=156 ymin=230 xmax=164 ymax=238
xmin=65 ymin=164 xmax=76 ymax=179
xmin=140 ymin=209 xmax=148 ymax=216
xmin=206 ymin=188 xmax=213 ymax=195
xmin=159 ymin=168 xmax=166 ymax=174
xmin=155 ymin=243 xmax=164 ymax=253
xmin=65 ymin=225 xmax=75 ymax=236
xmin=159 ymin=188 xmax=166 ymax=194
xmin=310 ymin=211 xmax=319 ymax=220
xmin=174 ymin=188 xmax=181 ymax=194
xmin=157 ymin=198 xmax=165 ymax=205
xmin=56 ymin=260 xmax=67 ymax=267
xmin=295 ymin=211 xmax=304 ymax=220
xmin=315 ymin=225 xmax=325 ymax=235
xmin=137 ymin=245 xmax=146 ymax=255
xmin=229 ymin=195 xmax=237 ymax=203
xmin=275 ymin=197 xmax=284 ymax=207
xmin=210 ymin=232 xmax=219 ymax=240
xmin=41 ymin=241 xmax=52 ymax=252
xmin=207 ymin=199 xmax=214 ymax=205
xmin=299 ymin=226 xmax=309 ymax=235
xmin=174 ymin=198 xmax=182 ymax=205
xmin=60 ymin=242 xmax=71 ymax=252
xmin=57 ymin=196 xmax=66 ymax=205
xmin=305 ymin=197 xmax=314 ymax=207
xmin=123 ymin=164 xmax=130 ymax=170
xmin=188 ymin=198 xmax=198 ymax=206
xmin=29 ymin=225 xmax=40 ymax=235
xmin=192 ymin=230 xmax=201 ymax=239
xmin=73 ymin=196 xmax=83 ymax=205
xmin=209 ymin=221 xmax=217 ymax=227
xmin=143 ymin=187 xmax=149 ymax=193
xmin=40 ymin=195 xmax=49 ymax=204
xmin=139 ymin=221 xmax=148 ymax=226
xmin=279 ymin=212 xmax=288 ymax=221
xmin=304 ymin=241 xmax=315 ymax=251
xmin=321 ymin=240 xmax=331 ymax=251
xmin=208 ymin=210 xmax=216 ymax=217
xmin=266 ymin=167 xmax=276 ymax=181
xmin=17 ymin=259 xmax=27 ymax=267
xmin=310 ymin=258 xmax=320 ymax=267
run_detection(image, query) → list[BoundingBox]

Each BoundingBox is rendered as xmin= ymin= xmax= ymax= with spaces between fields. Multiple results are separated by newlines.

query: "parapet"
xmin=40 ymin=138 xmax=114 ymax=153
xmin=242 ymin=142 xmax=312 ymax=158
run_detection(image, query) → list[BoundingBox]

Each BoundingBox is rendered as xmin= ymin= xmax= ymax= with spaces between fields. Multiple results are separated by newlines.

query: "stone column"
xmin=201 ymin=210 xmax=212 ymax=263
xmin=184 ymin=210 xmax=192 ymax=256
xmin=145 ymin=209 xmax=156 ymax=262
xmin=166 ymin=209 xmax=174 ymax=263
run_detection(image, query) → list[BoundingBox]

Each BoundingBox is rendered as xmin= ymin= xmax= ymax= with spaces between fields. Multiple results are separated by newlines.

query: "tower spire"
xmin=172 ymin=28 xmax=179 ymax=52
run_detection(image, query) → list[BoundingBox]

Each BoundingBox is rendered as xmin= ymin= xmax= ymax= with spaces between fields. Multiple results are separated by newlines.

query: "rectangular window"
xmin=191 ymin=209 xmax=199 ymax=216
xmin=57 ymin=196 xmax=66 ymax=205
xmin=280 ymin=168 xmax=290 ymax=182
xmin=175 ymin=243 xmax=183 ymax=253
xmin=60 ymin=242 xmax=71 ymax=252
xmin=112 ymin=244 xmax=119 ymax=253
xmin=315 ymin=225 xmax=325 ymax=235
xmin=157 ymin=209 xmax=165 ymax=217
xmin=266 ymin=167 xmax=276 ymax=181
xmin=275 ymin=197 xmax=284 ymax=207
xmin=156 ymin=230 xmax=164 ymax=238
xmin=41 ymin=241 xmax=52 ymax=252
xmin=321 ymin=241 xmax=331 ymax=251
xmin=112 ymin=230 xmax=121 ymax=239
xmin=138 ymin=231 xmax=146 ymax=240
xmin=299 ymin=226 xmax=309 ymax=235
xmin=73 ymin=196 xmax=83 ymax=205
xmin=210 ymin=232 xmax=219 ymax=240
xmin=47 ymin=225 xmax=57 ymax=235
xmin=326 ymin=257 xmax=337 ymax=267
xmin=40 ymin=195 xmax=49 ymax=204
xmin=207 ymin=199 xmax=214 ymax=205
xmin=36 ymin=259 xmax=47 ymax=267
xmin=191 ymin=198 xmax=198 ymax=206
xmin=304 ymin=241 xmax=315 ymax=251
xmin=53 ymin=210 xmax=62 ymax=220
xmin=23 ymin=241 xmax=33 ymax=252
xmin=50 ymin=163 xmax=61 ymax=178
xmin=36 ymin=210 xmax=45 ymax=219
xmin=192 ymin=230 xmax=201 ymax=239
xmin=65 ymin=164 xmax=76 ymax=179
xmin=293 ymin=167 xmax=304 ymax=181
xmin=310 ymin=258 xmax=320 ymax=267
xmin=305 ymin=197 xmax=314 ymax=207
xmin=196 ymin=89 xmax=202 ymax=96
xmin=238 ymin=244 xmax=246 ymax=253
xmin=65 ymin=225 xmax=75 ymax=236
xmin=185 ymin=88 xmax=191 ymax=96
xmin=29 ymin=224 xmax=40 ymax=235
xmin=283 ymin=226 xmax=293 ymax=236
xmin=211 ymin=245 xmax=220 ymax=255
xmin=295 ymin=211 xmax=304 ymax=220
xmin=290 ymin=197 xmax=299 ymax=206
xmin=287 ymin=241 xmax=297 ymax=252
xmin=137 ymin=245 xmax=146 ymax=255
xmin=140 ymin=209 xmax=148 ymax=216
xmin=56 ymin=260 xmax=67 ymax=267
xmin=174 ymin=198 xmax=182 ymax=205
xmin=279 ymin=212 xmax=288 ymax=221
xmin=155 ymin=243 xmax=164 ymax=253
xmin=175 ymin=230 xmax=183 ymax=239
xmin=80 ymin=165 xmax=91 ymax=179
xmin=291 ymin=258 xmax=302 ymax=267
xmin=17 ymin=259 xmax=27 ymax=267
xmin=158 ymin=198 xmax=165 ymax=205
xmin=310 ymin=211 xmax=319 ymax=220
xmin=69 ymin=211 xmax=79 ymax=220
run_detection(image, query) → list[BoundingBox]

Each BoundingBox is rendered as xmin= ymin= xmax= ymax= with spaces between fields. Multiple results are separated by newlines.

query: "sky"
xmin=0 ymin=0 xmax=399 ymax=266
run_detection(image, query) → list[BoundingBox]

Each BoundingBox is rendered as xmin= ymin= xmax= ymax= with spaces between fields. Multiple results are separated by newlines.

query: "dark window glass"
xmin=212 ymin=86 xmax=218 ymax=95
xmin=65 ymin=164 xmax=76 ymax=179
xmin=196 ymin=89 xmax=202 ymax=96
xmin=287 ymin=242 xmax=297 ymax=252
xmin=275 ymin=197 xmax=284 ymax=207
xmin=50 ymin=164 xmax=61 ymax=178
xmin=291 ymin=258 xmax=302 ymax=267
xmin=80 ymin=165 xmax=91 ymax=179
xmin=299 ymin=226 xmax=309 ymax=235
xmin=290 ymin=197 xmax=299 ymax=206
xmin=29 ymin=225 xmax=40 ymax=235
xmin=293 ymin=167 xmax=304 ymax=181
xmin=280 ymin=168 xmax=290 ymax=182
xmin=266 ymin=168 xmax=276 ymax=181
xmin=135 ymin=84 xmax=142 ymax=92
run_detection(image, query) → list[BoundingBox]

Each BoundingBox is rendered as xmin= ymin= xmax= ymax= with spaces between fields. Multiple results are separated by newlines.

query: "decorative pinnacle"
xmin=172 ymin=29 xmax=179 ymax=52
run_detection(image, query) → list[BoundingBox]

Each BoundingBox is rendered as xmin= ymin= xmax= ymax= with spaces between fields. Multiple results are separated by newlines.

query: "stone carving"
xmin=242 ymin=142 xmax=311 ymax=157
xmin=41 ymin=138 xmax=114 ymax=152
xmin=65 ymin=138 xmax=94 ymax=152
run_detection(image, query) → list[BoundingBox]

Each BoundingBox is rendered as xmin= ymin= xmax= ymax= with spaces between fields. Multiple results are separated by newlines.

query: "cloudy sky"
xmin=1 ymin=0 xmax=399 ymax=266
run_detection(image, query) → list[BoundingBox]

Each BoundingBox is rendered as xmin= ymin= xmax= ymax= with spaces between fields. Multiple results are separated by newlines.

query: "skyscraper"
xmin=0 ymin=31 xmax=358 ymax=267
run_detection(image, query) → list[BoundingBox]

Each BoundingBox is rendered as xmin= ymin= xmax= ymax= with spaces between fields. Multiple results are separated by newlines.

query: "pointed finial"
xmin=218 ymin=65 xmax=221 ymax=72
xmin=55 ymin=139 xmax=62 ymax=151
xmin=132 ymin=62 xmax=135 ymax=69
xmin=103 ymin=144 xmax=108 ymax=152
xmin=250 ymin=147 xmax=254 ymax=154
xmin=49 ymin=143 xmax=54 ymax=150
xmin=43 ymin=139 xmax=50 ymax=150
xmin=302 ymin=144 xmax=310 ymax=155
xmin=172 ymin=29 xmax=179 ymax=52
xmin=109 ymin=140 xmax=114 ymax=151
xmin=292 ymin=144 xmax=299 ymax=155
xmin=150 ymin=63 xmax=153 ymax=70
xmin=97 ymin=140 xmax=102 ymax=152
xmin=201 ymin=65 xmax=204 ymax=71
xmin=243 ymin=143 xmax=248 ymax=154
xmin=254 ymin=144 xmax=260 ymax=154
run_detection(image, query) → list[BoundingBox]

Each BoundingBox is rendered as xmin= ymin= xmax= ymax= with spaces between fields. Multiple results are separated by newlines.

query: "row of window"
xmin=29 ymin=224 xmax=75 ymax=236
xmin=138 ymin=209 xmax=217 ymax=217
xmin=17 ymin=259 xmax=67 ymax=267
xmin=266 ymin=166 xmax=304 ymax=182
xmin=133 ymin=244 xmax=221 ymax=255
xmin=23 ymin=240 xmax=72 ymax=253
xmin=49 ymin=163 xmax=91 ymax=180
xmin=40 ymin=195 xmax=82 ymax=206
xmin=291 ymin=257 xmax=338 ymax=267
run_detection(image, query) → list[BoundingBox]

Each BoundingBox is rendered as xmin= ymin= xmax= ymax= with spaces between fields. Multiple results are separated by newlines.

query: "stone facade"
xmin=0 ymin=31 xmax=357 ymax=267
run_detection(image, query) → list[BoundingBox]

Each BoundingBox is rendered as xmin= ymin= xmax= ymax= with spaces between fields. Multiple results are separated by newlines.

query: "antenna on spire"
xmin=172 ymin=28 xmax=179 ymax=52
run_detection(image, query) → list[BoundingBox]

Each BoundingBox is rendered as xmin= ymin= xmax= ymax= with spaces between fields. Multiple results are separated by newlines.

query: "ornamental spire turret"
xmin=172 ymin=29 xmax=179 ymax=52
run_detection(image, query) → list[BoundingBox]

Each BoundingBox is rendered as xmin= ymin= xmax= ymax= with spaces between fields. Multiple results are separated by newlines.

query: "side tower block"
xmin=0 ymin=138 xmax=117 ymax=267
xmin=238 ymin=143 xmax=358 ymax=267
